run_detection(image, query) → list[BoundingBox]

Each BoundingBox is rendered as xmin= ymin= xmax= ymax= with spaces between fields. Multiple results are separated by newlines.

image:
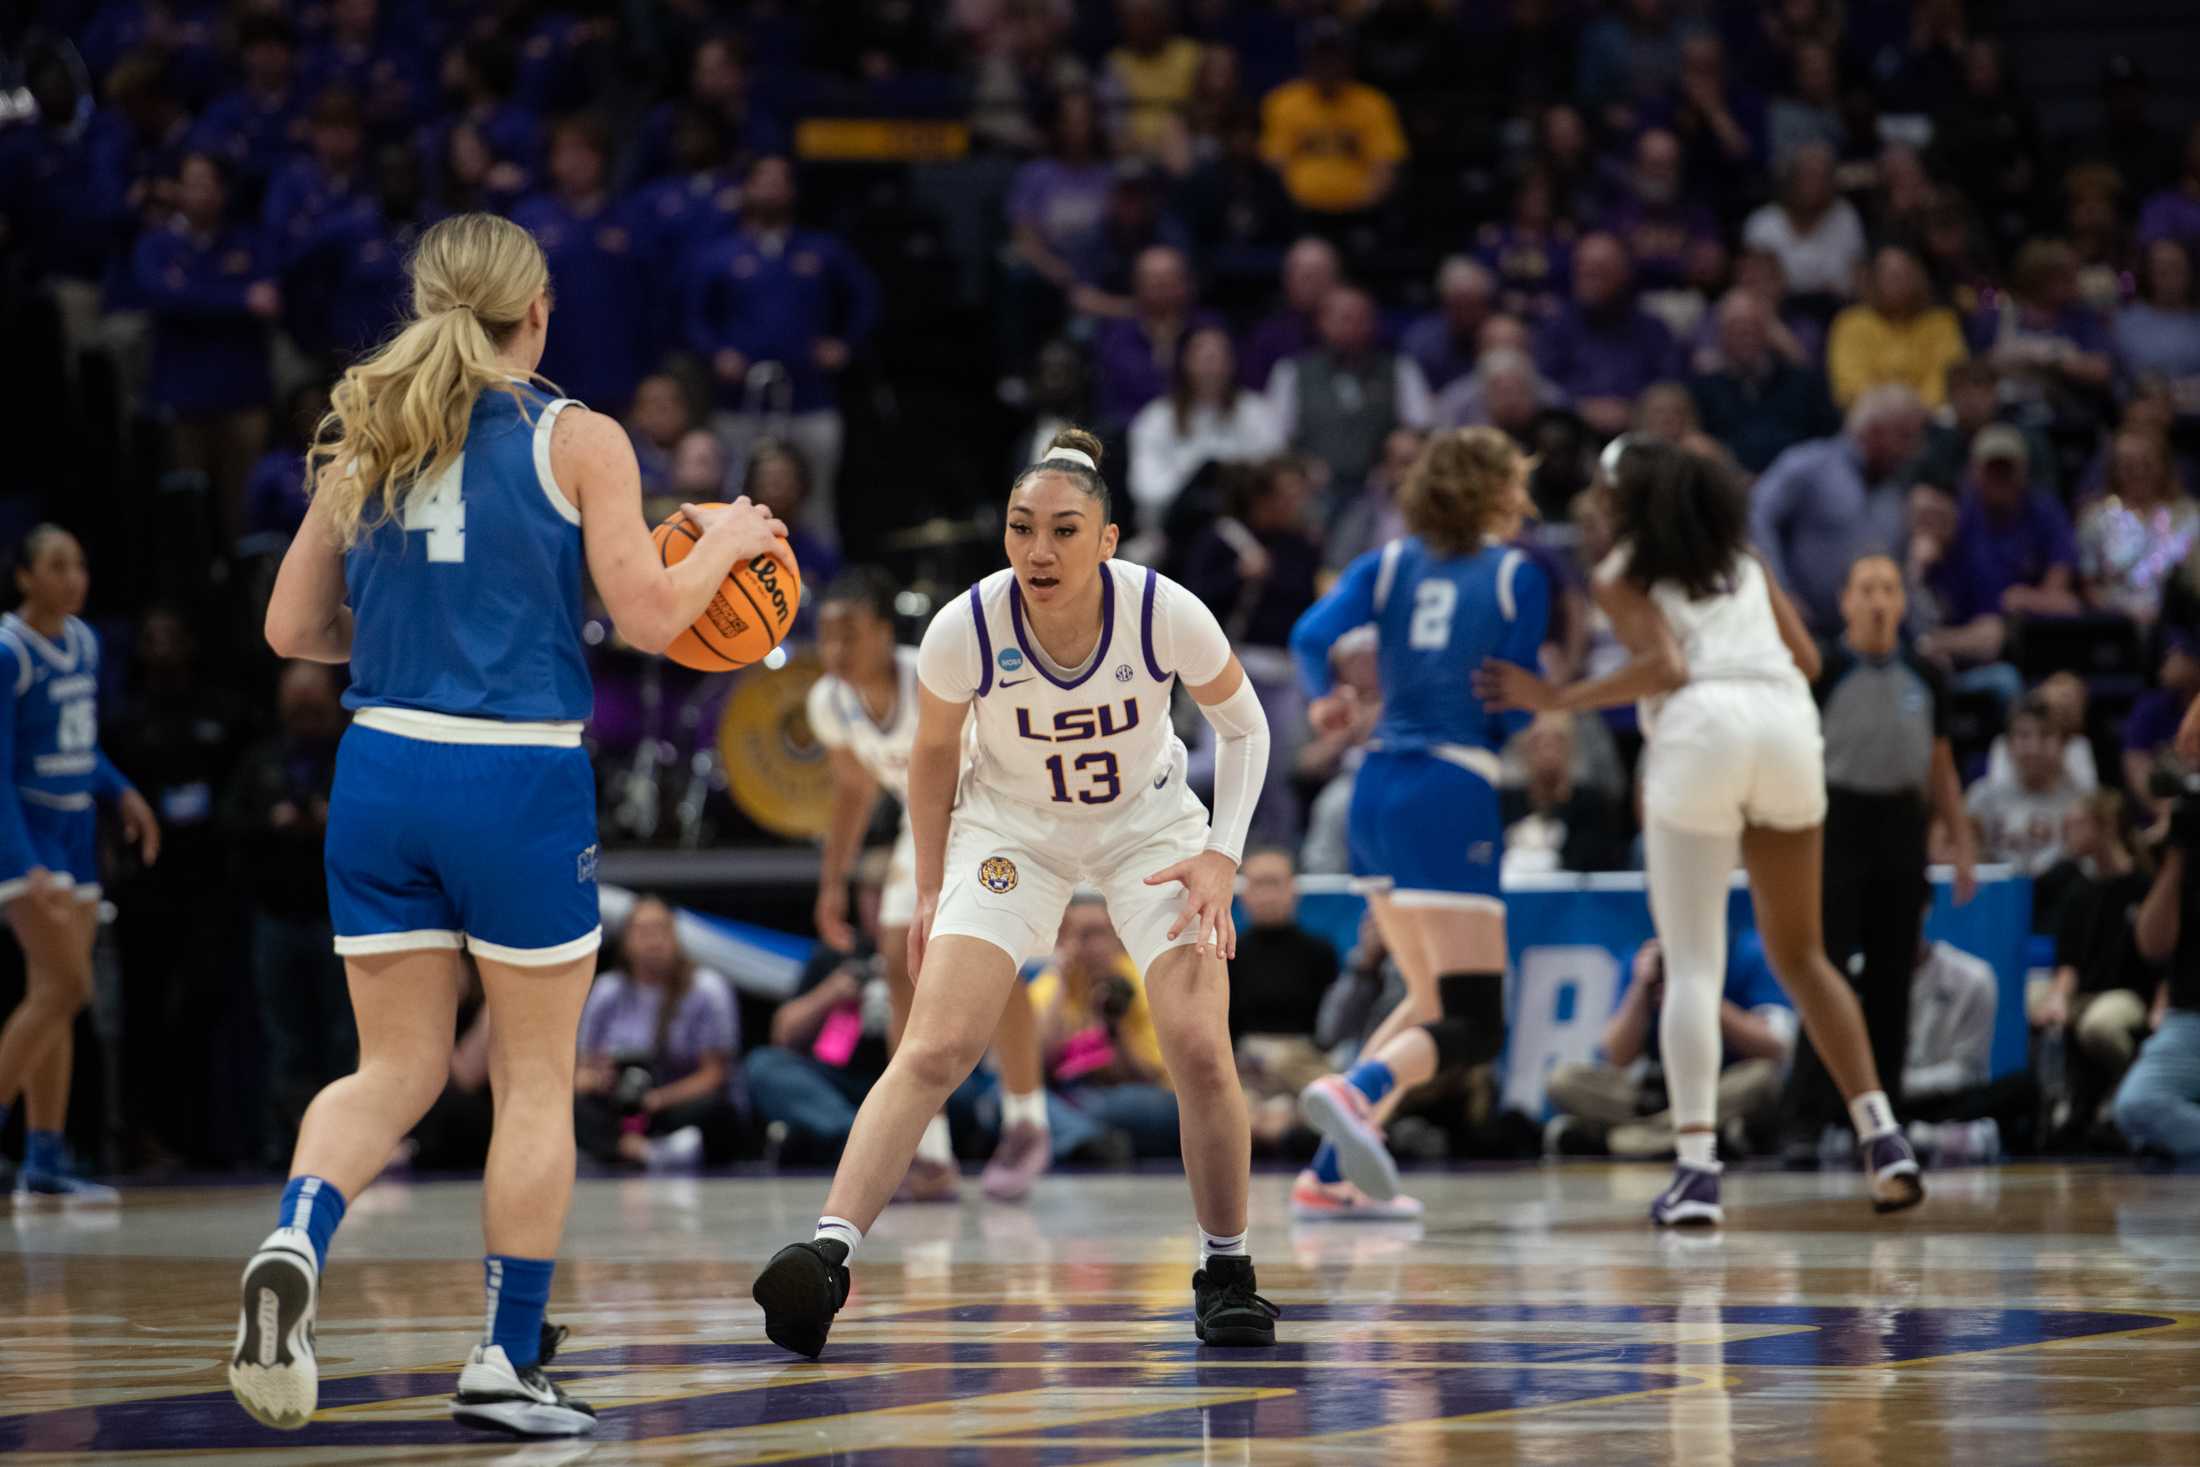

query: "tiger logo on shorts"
xmin=978 ymin=856 xmax=1019 ymax=893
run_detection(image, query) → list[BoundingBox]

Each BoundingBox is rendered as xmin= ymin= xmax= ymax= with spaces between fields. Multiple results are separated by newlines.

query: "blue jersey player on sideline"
xmin=0 ymin=527 xmax=160 ymax=1204
xmin=228 ymin=213 xmax=789 ymax=1440
xmin=1285 ymin=427 xmax=1549 ymax=1218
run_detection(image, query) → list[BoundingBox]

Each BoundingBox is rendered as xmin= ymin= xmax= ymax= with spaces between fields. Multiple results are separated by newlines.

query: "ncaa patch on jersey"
xmin=997 ymin=647 xmax=1025 ymax=672
xmin=978 ymin=856 xmax=1019 ymax=893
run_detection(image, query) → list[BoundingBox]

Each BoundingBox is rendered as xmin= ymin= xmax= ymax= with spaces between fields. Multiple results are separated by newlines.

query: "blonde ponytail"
xmin=308 ymin=213 xmax=554 ymax=545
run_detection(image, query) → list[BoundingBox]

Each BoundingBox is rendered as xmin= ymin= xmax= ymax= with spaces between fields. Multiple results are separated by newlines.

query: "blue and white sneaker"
xmin=13 ymin=1169 xmax=119 ymax=1206
xmin=229 ymin=1227 xmax=320 ymax=1429
xmin=1863 ymin=1129 xmax=1925 ymax=1214
xmin=1649 ymin=1164 xmax=1723 ymax=1227
xmin=1297 ymin=1076 xmax=1401 ymax=1202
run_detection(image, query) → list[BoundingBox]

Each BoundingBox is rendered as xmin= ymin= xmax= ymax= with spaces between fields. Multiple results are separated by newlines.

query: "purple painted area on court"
xmin=0 ymin=1306 xmax=2170 ymax=1455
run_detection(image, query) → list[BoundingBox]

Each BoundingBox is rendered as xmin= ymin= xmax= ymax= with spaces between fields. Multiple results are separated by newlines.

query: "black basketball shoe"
xmin=753 ymin=1239 xmax=852 ymax=1360
xmin=1193 ymin=1256 xmax=1279 ymax=1347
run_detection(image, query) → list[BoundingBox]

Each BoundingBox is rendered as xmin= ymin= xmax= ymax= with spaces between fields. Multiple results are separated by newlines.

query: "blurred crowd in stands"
xmin=4 ymin=0 xmax=2200 ymax=1175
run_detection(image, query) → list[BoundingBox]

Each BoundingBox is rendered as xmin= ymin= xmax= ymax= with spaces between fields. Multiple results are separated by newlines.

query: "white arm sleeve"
xmin=1197 ymin=678 xmax=1269 ymax=864
xmin=916 ymin=597 xmax=981 ymax=703
xmin=1154 ymin=575 xmax=1232 ymax=685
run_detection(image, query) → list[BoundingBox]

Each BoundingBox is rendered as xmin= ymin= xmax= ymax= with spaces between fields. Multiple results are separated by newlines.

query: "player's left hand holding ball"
xmin=1147 ymin=850 xmax=1239 ymax=961
xmin=117 ymin=787 xmax=161 ymax=865
xmin=681 ymin=496 xmax=793 ymax=575
xmin=1473 ymin=658 xmax=1556 ymax=714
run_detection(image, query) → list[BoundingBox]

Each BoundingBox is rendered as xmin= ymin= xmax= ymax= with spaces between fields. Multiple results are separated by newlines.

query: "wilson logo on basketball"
xmin=748 ymin=555 xmax=793 ymax=627
xmin=705 ymin=598 xmax=750 ymax=638
xmin=978 ymin=856 xmax=1018 ymax=893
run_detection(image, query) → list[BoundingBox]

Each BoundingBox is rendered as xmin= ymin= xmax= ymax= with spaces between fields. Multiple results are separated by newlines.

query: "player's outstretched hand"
xmin=814 ymin=884 xmax=856 ymax=952
xmin=1147 ymin=849 xmax=1239 ymax=962
xmin=683 ymin=497 xmax=793 ymax=574
xmin=1473 ymin=658 xmax=1556 ymax=714
xmin=1307 ymin=687 xmax=1361 ymax=736
xmin=907 ymin=890 xmax=938 ymax=981
xmin=117 ymin=787 xmax=161 ymax=866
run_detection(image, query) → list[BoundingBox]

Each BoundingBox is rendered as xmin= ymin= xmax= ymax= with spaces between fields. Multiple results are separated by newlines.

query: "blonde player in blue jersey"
xmin=0 ymin=527 xmax=160 ymax=1203
xmin=752 ymin=427 xmax=1279 ymax=1359
xmin=228 ymin=213 xmax=788 ymax=1436
xmin=1286 ymin=428 xmax=1546 ymax=1215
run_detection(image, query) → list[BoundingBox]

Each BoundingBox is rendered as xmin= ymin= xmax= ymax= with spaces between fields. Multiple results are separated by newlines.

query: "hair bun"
xmin=1045 ymin=425 xmax=1104 ymax=469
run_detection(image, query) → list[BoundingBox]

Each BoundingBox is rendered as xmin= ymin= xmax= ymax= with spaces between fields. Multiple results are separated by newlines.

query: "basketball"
xmin=649 ymin=504 xmax=802 ymax=671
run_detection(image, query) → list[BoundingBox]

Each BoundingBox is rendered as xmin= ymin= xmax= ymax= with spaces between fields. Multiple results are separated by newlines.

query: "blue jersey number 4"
xmin=401 ymin=459 xmax=467 ymax=563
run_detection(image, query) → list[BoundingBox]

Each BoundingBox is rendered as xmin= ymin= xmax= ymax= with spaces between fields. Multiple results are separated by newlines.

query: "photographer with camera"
xmin=573 ymin=897 xmax=750 ymax=1170
xmin=2113 ymin=708 xmax=2200 ymax=1162
xmin=1030 ymin=893 xmax=1181 ymax=1161
xmin=1546 ymin=936 xmax=1795 ymax=1158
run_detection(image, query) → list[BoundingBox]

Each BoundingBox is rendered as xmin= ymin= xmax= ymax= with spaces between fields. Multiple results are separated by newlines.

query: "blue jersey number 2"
xmin=1408 ymin=580 xmax=1457 ymax=651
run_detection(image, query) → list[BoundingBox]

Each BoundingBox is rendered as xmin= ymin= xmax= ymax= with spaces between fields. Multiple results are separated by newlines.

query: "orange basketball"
xmin=649 ymin=505 xmax=802 ymax=671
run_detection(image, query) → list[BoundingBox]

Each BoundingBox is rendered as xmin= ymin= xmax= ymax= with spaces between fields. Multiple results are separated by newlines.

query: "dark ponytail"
xmin=1610 ymin=441 xmax=1748 ymax=601
xmin=1012 ymin=424 xmax=1112 ymax=523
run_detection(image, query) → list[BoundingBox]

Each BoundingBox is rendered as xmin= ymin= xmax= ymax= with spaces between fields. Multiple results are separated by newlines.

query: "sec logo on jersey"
xmin=978 ymin=856 xmax=1019 ymax=893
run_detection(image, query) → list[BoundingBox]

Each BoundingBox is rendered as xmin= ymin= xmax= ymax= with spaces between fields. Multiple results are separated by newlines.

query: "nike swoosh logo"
xmin=999 ymin=677 xmax=1032 ymax=688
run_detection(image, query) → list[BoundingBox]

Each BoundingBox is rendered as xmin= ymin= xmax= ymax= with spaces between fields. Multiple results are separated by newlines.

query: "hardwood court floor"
xmin=2 ymin=1164 xmax=2195 ymax=1465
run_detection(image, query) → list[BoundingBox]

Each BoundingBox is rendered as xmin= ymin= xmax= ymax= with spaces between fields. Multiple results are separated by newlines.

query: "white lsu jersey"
xmin=916 ymin=560 xmax=1232 ymax=820
xmin=806 ymin=646 xmax=921 ymax=801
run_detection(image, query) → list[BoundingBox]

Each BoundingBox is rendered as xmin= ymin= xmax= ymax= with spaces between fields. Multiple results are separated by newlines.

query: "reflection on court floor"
xmin=3 ymin=1166 xmax=2195 ymax=1465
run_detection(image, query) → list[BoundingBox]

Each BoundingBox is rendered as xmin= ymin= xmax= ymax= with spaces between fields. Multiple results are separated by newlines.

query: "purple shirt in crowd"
xmin=1398 ymin=312 xmax=1479 ymax=391
xmin=1239 ymin=308 xmax=1313 ymax=392
xmin=1093 ymin=308 xmax=1225 ymax=422
xmin=2137 ymin=187 xmax=2200 ymax=250
xmin=2124 ymin=687 xmax=2193 ymax=756
xmin=1602 ymin=199 xmax=1720 ymax=293
xmin=1931 ymin=490 xmax=2079 ymax=625
xmin=1007 ymin=157 xmax=1113 ymax=257
xmin=1536 ymin=301 xmax=1678 ymax=405
xmin=578 ymin=968 xmax=742 ymax=1101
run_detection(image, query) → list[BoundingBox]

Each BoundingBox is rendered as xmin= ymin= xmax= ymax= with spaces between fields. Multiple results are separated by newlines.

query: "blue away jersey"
xmin=0 ymin=614 xmax=131 ymax=877
xmin=343 ymin=382 xmax=594 ymax=723
xmin=1290 ymin=536 xmax=1551 ymax=755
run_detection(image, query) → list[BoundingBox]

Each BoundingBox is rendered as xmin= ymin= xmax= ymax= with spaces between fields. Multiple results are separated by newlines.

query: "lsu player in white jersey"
xmin=808 ymin=568 xmax=1051 ymax=1203
xmin=754 ymin=427 xmax=1279 ymax=1357
xmin=1479 ymin=439 xmax=1923 ymax=1226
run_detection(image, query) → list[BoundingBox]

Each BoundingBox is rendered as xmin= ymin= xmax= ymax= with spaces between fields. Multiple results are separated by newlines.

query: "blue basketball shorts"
xmin=0 ymin=797 xmax=102 ymax=904
xmin=325 ymin=720 xmax=602 ymax=966
xmin=1346 ymin=747 xmax=1504 ymax=911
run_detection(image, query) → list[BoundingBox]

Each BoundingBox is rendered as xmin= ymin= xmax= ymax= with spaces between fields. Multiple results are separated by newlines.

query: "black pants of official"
xmin=1779 ymin=788 xmax=1929 ymax=1137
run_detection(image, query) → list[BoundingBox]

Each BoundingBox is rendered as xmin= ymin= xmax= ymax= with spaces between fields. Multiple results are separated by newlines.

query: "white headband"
xmin=1038 ymin=449 xmax=1096 ymax=472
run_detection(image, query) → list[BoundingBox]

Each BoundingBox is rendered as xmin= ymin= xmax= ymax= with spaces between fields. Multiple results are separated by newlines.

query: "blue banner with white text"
xmin=1285 ymin=871 xmax=2033 ymax=1118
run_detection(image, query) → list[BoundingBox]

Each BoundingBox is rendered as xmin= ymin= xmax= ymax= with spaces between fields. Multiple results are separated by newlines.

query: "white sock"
xmin=1199 ymin=1228 xmax=1248 ymax=1266
xmin=916 ymin=1113 xmax=954 ymax=1166
xmin=1849 ymin=1090 xmax=1897 ymax=1140
xmin=1001 ymin=1088 xmax=1049 ymax=1133
xmin=815 ymin=1216 xmax=862 ymax=1260
xmin=1676 ymin=1131 xmax=1718 ymax=1170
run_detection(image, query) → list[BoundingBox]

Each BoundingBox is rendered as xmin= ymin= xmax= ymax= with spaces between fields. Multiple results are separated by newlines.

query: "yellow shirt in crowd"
xmin=1825 ymin=304 xmax=1968 ymax=409
xmin=1026 ymin=953 xmax=1171 ymax=1090
xmin=1107 ymin=38 xmax=1204 ymax=154
xmin=1259 ymin=79 xmax=1407 ymax=214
